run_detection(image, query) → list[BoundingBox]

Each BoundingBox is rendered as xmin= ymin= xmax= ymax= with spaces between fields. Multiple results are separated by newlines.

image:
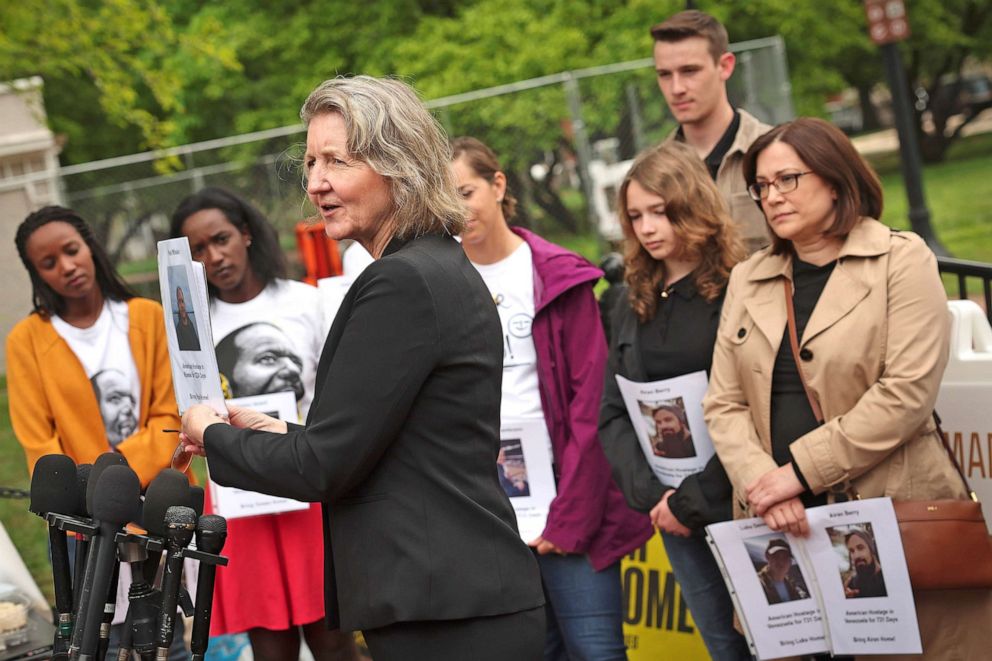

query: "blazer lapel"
xmin=744 ymin=285 xmax=787 ymax=349
xmin=801 ymin=264 xmax=870 ymax=345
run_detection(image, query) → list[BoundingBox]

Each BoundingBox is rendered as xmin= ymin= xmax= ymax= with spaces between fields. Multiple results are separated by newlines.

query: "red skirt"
xmin=206 ymin=488 xmax=326 ymax=635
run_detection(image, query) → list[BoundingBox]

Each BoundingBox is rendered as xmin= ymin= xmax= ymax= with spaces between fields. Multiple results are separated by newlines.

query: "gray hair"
xmin=300 ymin=76 xmax=466 ymax=238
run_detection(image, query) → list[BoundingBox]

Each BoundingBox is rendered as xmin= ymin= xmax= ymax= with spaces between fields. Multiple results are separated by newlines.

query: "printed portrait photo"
xmin=90 ymin=369 xmax=137 ymax=447
xmin=216 ymin=322 xmax=305 ymax=401
xmin=745 ymin=532 xmax=811 ymax=606
xmin=497 ymin=438 xmax=530 ymax=498
xmin=168 ymin=265 xmax=201 ymax=352
xmin=826 ymin=522 xmax=888 ymax=599
xmin=638 ymin=396 xmax=697 ymax=459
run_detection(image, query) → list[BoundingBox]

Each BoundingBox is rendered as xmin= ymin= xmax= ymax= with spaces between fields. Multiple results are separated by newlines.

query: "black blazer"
xmin=205 ymin=233 xmax=544 ymax=631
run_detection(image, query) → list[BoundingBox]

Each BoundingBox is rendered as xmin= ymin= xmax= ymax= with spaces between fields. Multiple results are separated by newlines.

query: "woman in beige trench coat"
xmin=703 ymin=117 xmax=992 ymax=660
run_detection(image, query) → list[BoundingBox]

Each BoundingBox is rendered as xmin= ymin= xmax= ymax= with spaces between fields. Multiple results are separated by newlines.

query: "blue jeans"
xmin=536 ymin=553 xmax=626 ymax=661
xmin=660 ymin=532 xmax=751 ymax=661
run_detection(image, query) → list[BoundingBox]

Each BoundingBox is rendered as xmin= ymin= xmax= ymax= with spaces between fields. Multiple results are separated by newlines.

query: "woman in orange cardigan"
xmin=7 ymin=206 xmax=180 ymax=488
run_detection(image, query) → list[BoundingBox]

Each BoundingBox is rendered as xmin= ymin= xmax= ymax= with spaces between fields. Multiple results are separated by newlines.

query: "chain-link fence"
xmin=57 ymin=36 xmax=793 ymax=288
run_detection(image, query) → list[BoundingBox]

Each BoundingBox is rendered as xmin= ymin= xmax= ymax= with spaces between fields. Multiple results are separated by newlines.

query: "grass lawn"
xmin=871 ymin=132 xmax=992 ymax=263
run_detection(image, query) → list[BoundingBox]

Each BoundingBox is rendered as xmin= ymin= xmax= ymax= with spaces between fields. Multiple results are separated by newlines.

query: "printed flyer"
xmin=157 ymin=237 xmax=225 ymax=416
xmin=615 ymin=371 xmax=714 ymax=487
xmin=498 ymin=419 xmax=556 ymax=542
xmin=706 ymin=498 xmax=921 ymax=659
xmin=207 ymin=391 xmax=311 ymax=519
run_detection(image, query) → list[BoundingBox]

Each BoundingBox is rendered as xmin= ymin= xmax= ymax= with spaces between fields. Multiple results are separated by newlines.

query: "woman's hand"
xmin=746 ymin=464 xmax=804 ymax=516
xmin=762 ymin=497 xmax=809 ymax=537
xmin=650 ymin=490 xmax=692 ymax=537
xmin=179 ymin=405 xmax=228 ymax=457
xmin=528 ymin=536 xmax=567 ymax=556
xmin=226 ymin=403 xmax=288 ymax=434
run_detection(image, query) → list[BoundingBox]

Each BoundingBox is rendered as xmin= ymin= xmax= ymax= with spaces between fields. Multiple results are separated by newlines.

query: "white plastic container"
xmin=934 ymin=300 xmax=992 ymax=533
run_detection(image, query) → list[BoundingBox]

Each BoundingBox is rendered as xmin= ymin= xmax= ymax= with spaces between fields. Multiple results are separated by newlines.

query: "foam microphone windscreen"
xmin=29 ymin=454 xmax=79 ymax=516
xmin=75 ymin=463 xmax=92 ymax=517
xmin=86 ymin=453 xmax=128 ymax=516
xmin=188 ymin=486 xmax=205 ymax=519
xmin=142 ymin=469 xmax=190 ymax=537
xmin=91 ymin=465 xmax=142 ymax=526
xmin=195 ymin=515 xmax=227 ymax=554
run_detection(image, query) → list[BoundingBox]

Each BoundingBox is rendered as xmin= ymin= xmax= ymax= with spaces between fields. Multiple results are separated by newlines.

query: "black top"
xmin=675 ymin=109 xmax=741 ymax=179
xmin=206 ymin=233 xmax=544 ymax=631
xmin=600 ymin=276 xmax=734 ymax=529
xmin=771 ymin=258 xmax=836 ymax=506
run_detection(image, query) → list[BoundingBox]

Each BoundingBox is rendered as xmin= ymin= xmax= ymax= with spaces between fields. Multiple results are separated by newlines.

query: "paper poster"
xmin=706 ymin=518 xmax=828 ymax=660
xmin=157 ymin=238 xmax=225 ymax=415
xmin=615 ymin=372 xmax=714 ymax=487
xmin=207 ymin=392 xmax=310 ymax=519
xmin=498 ymin=419 xmax=556 ymax=542
xmin=803 ymin=499 xmax=921 ymax=656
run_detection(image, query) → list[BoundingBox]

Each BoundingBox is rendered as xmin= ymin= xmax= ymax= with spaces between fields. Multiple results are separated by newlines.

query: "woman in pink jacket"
xmin=451 ymin=137 xmax=651 ymax=660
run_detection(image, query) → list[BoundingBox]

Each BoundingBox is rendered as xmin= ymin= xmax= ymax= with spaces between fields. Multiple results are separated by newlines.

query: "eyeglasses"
xmin=747 ymin=171 xmax=814 ymax=201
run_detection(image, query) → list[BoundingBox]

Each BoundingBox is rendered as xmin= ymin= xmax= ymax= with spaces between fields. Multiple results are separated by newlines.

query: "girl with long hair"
xmin=599 ymin=141 xmax=750 ymax=660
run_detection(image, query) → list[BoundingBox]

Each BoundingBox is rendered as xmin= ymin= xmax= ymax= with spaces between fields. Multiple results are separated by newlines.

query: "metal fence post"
xmin=563 ymin=73 xmax=597 ymax=234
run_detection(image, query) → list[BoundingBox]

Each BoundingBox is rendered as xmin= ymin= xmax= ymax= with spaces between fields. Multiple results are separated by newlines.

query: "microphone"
xmin=188 ymin=485 xmax=205 ymax=518
xmin=189 ymin=515 xmax=227 ymax=661
xmin=141 ymin=469 xmax=190 ymax=584
xmin=117 ymin=469 xmax=189 ymax=660
xmin=70 ymin=454 xmax=128 ymax=657
xmin=74 ymin=464 xmax=141 ymax=661
xmin=29 ymin=454 xmax=79 ymax=660
xmin=156 ymin=506 xmax=197 ymax=660
xmin=72 ymin=463 xmax=93 ymax=614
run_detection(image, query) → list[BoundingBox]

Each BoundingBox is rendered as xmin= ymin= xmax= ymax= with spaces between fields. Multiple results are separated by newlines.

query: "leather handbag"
xmin=783 ymin=279 xmax=992 ymax=591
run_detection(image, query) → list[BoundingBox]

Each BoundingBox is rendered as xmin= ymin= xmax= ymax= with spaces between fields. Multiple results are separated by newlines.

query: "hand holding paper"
xmin=763 ymin=497 xmax=809 ymax=537
xmin=227 ymin=403 xmax=288 ymax=434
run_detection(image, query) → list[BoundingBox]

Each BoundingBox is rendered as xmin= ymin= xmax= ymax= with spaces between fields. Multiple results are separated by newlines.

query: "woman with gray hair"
xmin=179 ymin=75 xmax=545 ymax=660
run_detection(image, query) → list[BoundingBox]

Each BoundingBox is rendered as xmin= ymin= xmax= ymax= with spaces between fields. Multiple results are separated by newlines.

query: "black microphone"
xmin=189 ymin=515 xmax=227 ymax=661
xmin=75 ymin=464 xmax=141 ymax=661
xmin=156 ymin=506 xmax=196 ymax=660
xmin=141 ymin=469 xmax=190 ymax=585
xmin=29 ymin=454 xmax=79 ymax=660
xmin=117 ymin=469 xmax=189 ymax=660
xmin=72 ymin=463 xmax=93 ymax=614
xmin=188 ymin=485 xmax=205 ymax=519
xmin=70 ymin=453 xmax=128 ymax=657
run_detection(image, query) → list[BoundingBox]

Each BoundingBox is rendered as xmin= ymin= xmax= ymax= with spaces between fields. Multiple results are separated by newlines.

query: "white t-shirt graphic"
xmin=52 ymin=299 xmax=140 ymax=448
xmin=472 ymin=243 xmax=544 ymax=421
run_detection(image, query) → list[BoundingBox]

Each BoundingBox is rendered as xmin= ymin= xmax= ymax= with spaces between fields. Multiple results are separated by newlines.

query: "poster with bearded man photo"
xmin=615 ymin=371 xmax=713 ymax=487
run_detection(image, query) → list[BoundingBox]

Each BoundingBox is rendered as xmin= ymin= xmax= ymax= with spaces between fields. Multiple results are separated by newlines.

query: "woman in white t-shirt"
xmin=451 ymin=138 xmax=652 ymax=660
xmin=8 ymin=205 xmax=187 ymax=659
xmin=171 ymin=188 xmax=358 ymax=661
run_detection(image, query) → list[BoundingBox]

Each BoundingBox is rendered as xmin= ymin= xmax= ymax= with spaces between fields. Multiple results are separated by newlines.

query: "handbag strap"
xmin=782 ymin=279 xmax=977 ymax=501
xmin=783 ymin=279 xmax=824 ymax=423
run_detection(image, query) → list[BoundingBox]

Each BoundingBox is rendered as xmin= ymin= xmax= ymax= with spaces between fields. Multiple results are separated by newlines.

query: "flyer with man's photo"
xmin=615 ymin=371 xmax=714 ymax=487
xmin=157 ymin=237 xmax=226 ymax=416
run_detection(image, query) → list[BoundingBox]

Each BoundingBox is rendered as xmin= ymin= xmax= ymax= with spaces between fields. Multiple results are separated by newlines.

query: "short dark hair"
xmin=742 ymin=118 xmax=884 ymax=256
xmin=170 ymin=187 xmax=287 ymax=299
xmin=15 ymin=206 xmax=135 ymax=318
xmin=650 ymin=10 xmax=729 ymax=61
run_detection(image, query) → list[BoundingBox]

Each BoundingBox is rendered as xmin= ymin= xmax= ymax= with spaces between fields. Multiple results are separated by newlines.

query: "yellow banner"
xmin=622 ymin=534 xmax=709 ymax=659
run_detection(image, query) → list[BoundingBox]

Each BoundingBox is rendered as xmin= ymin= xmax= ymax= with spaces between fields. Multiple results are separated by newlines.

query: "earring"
xmin=246 ymin=238 xmax=253 ymax=247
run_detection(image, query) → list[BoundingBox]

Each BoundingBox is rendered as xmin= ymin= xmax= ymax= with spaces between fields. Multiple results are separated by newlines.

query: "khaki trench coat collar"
xmin=745 ymin=218 xmax=892 ymax=283
xmin=743 ymin=219 xmax=893 ymax=346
